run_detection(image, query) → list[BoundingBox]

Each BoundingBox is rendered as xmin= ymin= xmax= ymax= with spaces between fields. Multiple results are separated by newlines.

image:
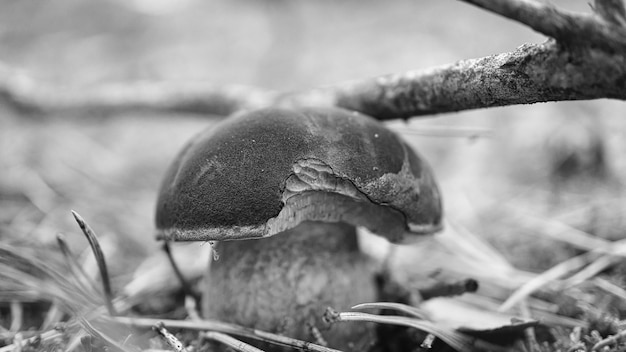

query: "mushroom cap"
xmin=155 ymin=107 xmax=442 ymax=242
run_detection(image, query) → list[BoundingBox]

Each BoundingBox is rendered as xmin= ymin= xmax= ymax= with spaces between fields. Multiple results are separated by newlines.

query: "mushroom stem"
xmin=202 ymin=221 xmax=378 ymax=351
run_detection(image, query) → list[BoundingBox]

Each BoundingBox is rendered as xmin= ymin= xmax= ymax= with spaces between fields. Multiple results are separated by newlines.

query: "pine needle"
xmin=111 ymin=316 xmax=341 ymax=352
xmin=56 ymin=233 xmax=101 ymax=295
xmin=71 ymin=210 xmax=117 ymax=316
xmin=501 ymin=237 xmax=626 ymax=311
xmin=323 ymin=309 xmax=506 ymax=352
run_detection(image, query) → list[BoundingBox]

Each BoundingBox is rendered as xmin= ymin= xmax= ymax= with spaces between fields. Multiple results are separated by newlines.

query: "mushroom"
xmin=155 ymin=107 xmax=442 ymax=350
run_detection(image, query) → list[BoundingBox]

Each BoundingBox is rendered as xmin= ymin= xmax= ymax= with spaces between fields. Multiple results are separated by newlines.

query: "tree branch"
xmin=308 ymin=40 xmax=626 ymax=120
xmin=1 ymin=0 xmax=625 ymax=121
xmin=462 ymin=0 xmax=626 ymax=52
xmin=0 ymin=64 xmax=276 ymax=117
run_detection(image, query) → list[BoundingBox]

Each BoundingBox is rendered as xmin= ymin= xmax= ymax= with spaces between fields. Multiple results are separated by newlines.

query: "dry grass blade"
xmin=323 ymin=309 xmax=505 ymax=352
xmin=203 ymin=331 xmax=265 ymax=352
xmin=153 ymin=322 xmax=187 ymax=352
xmin=112 ymin=316 xmax=341 ymax=352
xmin=500 ymin=236 xmax=626 ymax=311
xmin=563 ymin=255 xmax=622 ymax=287
xmin=499 ymin=251 xmax=598 ymax=312
xmin=351 ymin=302 xmax=430 ymax=320
xmin=71 ymin=210 xmax=116 ymax=316
xmin=593 ymin=278 xmax=626 ymax=301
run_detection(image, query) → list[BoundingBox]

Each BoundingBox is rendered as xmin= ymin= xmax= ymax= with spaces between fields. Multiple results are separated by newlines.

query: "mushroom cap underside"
xmin=155 ymin=107 xmax=442 ymax=242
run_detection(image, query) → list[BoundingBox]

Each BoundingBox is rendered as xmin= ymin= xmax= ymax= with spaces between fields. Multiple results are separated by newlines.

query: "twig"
xmin=2 ymin=40 xmax=626 ymax=121
xmin=153 ymin=322 xmax=187 ymax=352
xmin=418 ymin=278 xmax=479 ymax=300
xmin=461 ymin=0 xmax=626 ymax=52
xmin=71 ymin=210 xmax=116 ymax=316
xmin=112 ymin=316 xmax=341 ymax=352
xmin=203 ymin=331 xmax=265 ymax=352
xmin=342 ymin=41 xmax=625 ymax=119
xmin=0 ymin=62 xmax=275 ymax=117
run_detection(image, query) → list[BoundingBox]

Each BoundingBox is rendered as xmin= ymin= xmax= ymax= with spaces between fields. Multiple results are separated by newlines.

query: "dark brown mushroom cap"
xmin=155 ymin=107 xmax=442 ymax=242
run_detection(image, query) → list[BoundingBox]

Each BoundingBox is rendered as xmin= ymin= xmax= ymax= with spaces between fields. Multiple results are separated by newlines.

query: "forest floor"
xmin=2 ymin=1 xmax=626 ymax=351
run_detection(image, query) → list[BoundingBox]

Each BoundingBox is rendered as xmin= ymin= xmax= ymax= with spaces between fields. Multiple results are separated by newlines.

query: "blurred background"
xmin=1 ymin=0 xmax=626 ymax=292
